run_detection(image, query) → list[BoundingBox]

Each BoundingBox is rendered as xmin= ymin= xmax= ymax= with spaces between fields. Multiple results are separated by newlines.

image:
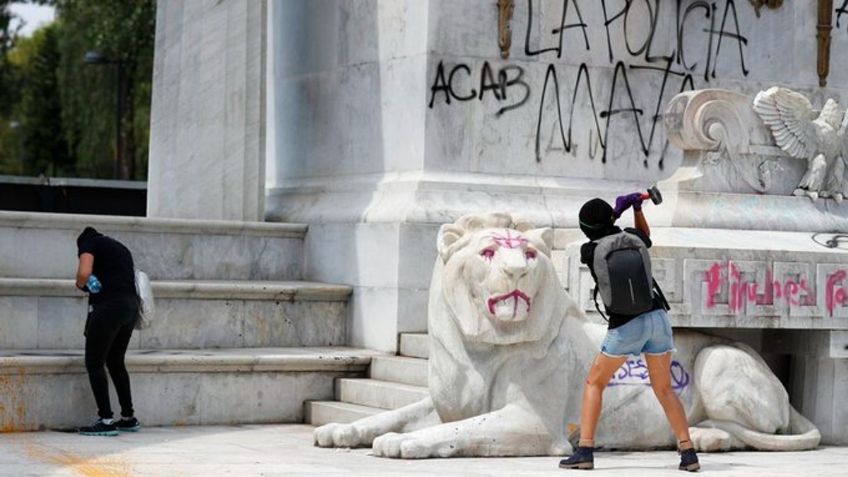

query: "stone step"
xmin=0 ymin=211 xmax=306 ymax=281
xmin=334 ymin=378 xmax=428 ymax=410
xmin=369 ymin=355 xmax=428 ymax=387
xmin=399 ymin=332 xmax=428 ymax=359
xmin=0 ymin=347 xmax=382 ymax=432
xmin=0 ymin=278 xmax=351 ymax=350
xmin=304 ymin=400 xmax=383 ymax=427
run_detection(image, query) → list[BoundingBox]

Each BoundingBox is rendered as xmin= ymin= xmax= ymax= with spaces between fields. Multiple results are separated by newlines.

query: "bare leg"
xmin=645 ymin=352 xmax=692 ymax=447
xmin=578 ymin=353 xmax=627 ymax=445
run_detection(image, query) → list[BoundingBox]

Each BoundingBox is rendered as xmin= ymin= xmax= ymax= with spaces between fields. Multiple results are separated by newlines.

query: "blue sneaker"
xmin=559 ymin=446 xmax=594 ymax=470
xmin=115 ymin=417 xmax=141 ymax=432
xmin=679 ymin=448 xmax=700 ymax=472
xmin=78 ymin=418 xmax=118 ymax=437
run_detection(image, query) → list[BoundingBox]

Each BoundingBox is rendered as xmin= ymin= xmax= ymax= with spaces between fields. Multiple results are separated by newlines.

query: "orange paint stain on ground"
xmin=6 ymin=433 xmax=134 ymax=477
xmin=42 ymin=449 xmax=133 ymax=477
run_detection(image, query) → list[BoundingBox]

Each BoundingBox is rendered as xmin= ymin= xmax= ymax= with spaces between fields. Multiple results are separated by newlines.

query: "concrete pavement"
xmin=1 ymin=424 xmax=846 ymax=477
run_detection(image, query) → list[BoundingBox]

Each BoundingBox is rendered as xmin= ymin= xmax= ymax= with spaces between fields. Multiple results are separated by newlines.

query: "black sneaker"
xmin=679 ymin=448 xmax=700 ymax=472
xmin=559 ymin=446 xmax=594 ymax=470
xmin=115 ymin=417 xmax=141 ymax=432
xmin=79 ymin=419 xmax=118 ymax=436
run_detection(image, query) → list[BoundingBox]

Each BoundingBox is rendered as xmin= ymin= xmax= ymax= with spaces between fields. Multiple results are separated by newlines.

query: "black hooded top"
xmin=77 ymin=227 xmax=138 ymax=305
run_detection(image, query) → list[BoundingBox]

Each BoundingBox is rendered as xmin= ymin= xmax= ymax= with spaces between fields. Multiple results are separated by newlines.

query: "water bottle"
xmin=87 ymin=275 xmax=102 ymax=294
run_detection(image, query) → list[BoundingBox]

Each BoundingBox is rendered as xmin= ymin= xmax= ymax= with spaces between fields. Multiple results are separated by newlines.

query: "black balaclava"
xmin=77 ymin=226 xmax=103 ymax=249
xmin=579 ymin=198 xmax=616 ymax=240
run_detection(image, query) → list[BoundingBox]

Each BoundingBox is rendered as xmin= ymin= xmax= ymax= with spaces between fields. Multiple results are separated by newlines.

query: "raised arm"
xmin=634 ymin=209 xmax=650 ymax=238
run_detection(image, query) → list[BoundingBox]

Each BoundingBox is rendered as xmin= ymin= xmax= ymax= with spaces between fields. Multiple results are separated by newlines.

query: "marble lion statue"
xmin=314 ymin=213 xmax=821 ymax=458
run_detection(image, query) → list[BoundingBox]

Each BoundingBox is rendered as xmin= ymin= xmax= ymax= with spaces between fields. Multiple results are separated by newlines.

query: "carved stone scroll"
xmin=664 ymin=88 xmax=848 ymax=197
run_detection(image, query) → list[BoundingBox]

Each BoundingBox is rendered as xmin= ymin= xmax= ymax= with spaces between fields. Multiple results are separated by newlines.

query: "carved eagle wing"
xmin=753 ymin=87 xmax=818 ymax=159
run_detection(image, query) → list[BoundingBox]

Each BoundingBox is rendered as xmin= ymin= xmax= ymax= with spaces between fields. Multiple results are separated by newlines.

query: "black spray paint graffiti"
xmin=522 ymin=0 xmax=749 ymax=79
xmin=428 ymin=0 xmax=750 ymax=168
xmin=428 ymin=61 xmax=530 ymax=117
xmin=838 ymin=0 xmax=848 ymax=31
xmin=524 ymin=0 xmax=590 ymax=57
xmin=674 ymin=0 xmax=750 ymax=80
xmin=535 ymin=59 xmax=695 ymax=165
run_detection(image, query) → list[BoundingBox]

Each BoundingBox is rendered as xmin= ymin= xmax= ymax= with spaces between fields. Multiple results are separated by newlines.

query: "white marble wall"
xmin=270 ymin=1 xmax=848 ymax=193
xmin=265 ymin=1 xmax=848 ymax=349
xmin=267 ymin=1 xmax=848 ymax=223
xmin=148 ymin=0 xmax=266 ymax=221
xmin=269 ymin=0 xmax=429 ymax=184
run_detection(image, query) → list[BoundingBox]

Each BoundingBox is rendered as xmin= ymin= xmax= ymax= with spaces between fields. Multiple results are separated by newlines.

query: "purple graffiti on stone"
xmin=607 ymin=358 xmax=691 ymax=392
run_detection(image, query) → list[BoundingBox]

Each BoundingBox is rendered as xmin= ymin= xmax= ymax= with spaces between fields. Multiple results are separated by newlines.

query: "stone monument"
xmin=264 ymin=1 xmax=848 ymax=355
xmin=146 ymin=0 xmax=848 ymax=445
xmin=314 ymin=213 xmax=821 ymax=457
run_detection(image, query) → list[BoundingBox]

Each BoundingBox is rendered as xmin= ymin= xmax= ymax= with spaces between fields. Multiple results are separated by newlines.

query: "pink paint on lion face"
xmin=490 ymin=231 xmax=528 ymax=249
xmin=487 ymin=289 xmax=532 ymax=317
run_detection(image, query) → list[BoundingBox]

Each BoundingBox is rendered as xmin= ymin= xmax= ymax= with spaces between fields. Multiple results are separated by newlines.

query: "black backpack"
xmin=590 ymin=231 xmax=669 ymax=320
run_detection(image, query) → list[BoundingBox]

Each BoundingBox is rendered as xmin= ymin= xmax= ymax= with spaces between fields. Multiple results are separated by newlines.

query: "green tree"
xmin=0 ymin=0 xmax=20 ymax=111
xmin=0 ymin=0 xmax=22 ymax=174
xmin=0 ymin=0 xmax=155 ymax=179
xmin=55 ymin=0 xmax=155 ymax=180
xmin=13 ymin=24 xmax=72 ymax=176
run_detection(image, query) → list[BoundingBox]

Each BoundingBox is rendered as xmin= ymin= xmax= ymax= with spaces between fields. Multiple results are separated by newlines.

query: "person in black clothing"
xmin=75 ymin=227 xmax=142 ymax=436
xmin=559 ymin=197 xmax=699 ymax=472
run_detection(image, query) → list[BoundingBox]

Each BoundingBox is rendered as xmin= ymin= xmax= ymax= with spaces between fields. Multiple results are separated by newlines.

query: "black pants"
xmin=84 ymin=295 xmax=139 ymax=419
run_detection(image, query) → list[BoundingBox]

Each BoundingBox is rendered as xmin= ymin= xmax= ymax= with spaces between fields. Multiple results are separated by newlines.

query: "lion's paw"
xmin=313 ymin=423 xmax=364 ymax=448
xmin=372 ymin=432 xmax=447 ymax=459
xmin=690 ymin=426 xmax=732 ymax=452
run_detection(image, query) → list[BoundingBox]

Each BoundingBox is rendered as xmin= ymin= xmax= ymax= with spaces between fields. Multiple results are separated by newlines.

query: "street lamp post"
xmin=84 ymin=51 xmax=128 ymax=179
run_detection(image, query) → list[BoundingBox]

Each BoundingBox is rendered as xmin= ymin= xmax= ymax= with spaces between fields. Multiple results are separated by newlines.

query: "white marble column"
xmin=147 ymin=0 xmax=266 ymax=221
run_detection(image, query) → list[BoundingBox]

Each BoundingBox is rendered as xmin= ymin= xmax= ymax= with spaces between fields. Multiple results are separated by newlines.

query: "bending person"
xmin=75 ymin=226 xmax=142 ymax=436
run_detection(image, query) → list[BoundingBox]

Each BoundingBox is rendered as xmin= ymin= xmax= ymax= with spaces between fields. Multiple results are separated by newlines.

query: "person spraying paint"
xmin=559 ymin=187 xmax=700 ymax=472
xmin=75 ymin=226 xmax=142 ymax=436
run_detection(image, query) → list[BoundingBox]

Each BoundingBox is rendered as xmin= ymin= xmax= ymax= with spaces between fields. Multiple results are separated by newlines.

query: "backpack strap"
xmin=592 ymin=285 xmax=609 ymax=322
xmin=587 ymin=239 xmax=610 ymax=322
xmin=652 ymin=278 xmax=671 ymax=311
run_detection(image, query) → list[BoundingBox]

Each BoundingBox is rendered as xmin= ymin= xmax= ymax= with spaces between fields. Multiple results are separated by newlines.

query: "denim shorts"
xmin=600 ymin=308 xmax=676 ymax=358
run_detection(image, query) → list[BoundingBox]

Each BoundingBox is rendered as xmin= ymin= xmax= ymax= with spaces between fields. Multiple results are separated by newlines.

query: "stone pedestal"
xmin=790 ymin=342 xmax=848 ymax=445
xmin=147 ymin=0 xmax=266 ymax=221
xmin=642 ymin=86 xmax=848 ymax=445
xmin=266 ymin=1 xmax=848 ymax=352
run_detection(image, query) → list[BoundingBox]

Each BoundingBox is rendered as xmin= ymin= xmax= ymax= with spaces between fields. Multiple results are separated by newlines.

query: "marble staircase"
xmin=0 ymin=211 xmax=376 ymax=432
xmin=305 ymin=333 xmax=428 ymax=426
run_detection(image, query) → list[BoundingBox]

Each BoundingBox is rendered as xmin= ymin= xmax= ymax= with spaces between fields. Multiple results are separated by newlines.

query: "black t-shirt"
xmin=580 ymin=226 xmax=663 ymax=329
xmin=78 ymin=235 xmax=137 ymax=305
